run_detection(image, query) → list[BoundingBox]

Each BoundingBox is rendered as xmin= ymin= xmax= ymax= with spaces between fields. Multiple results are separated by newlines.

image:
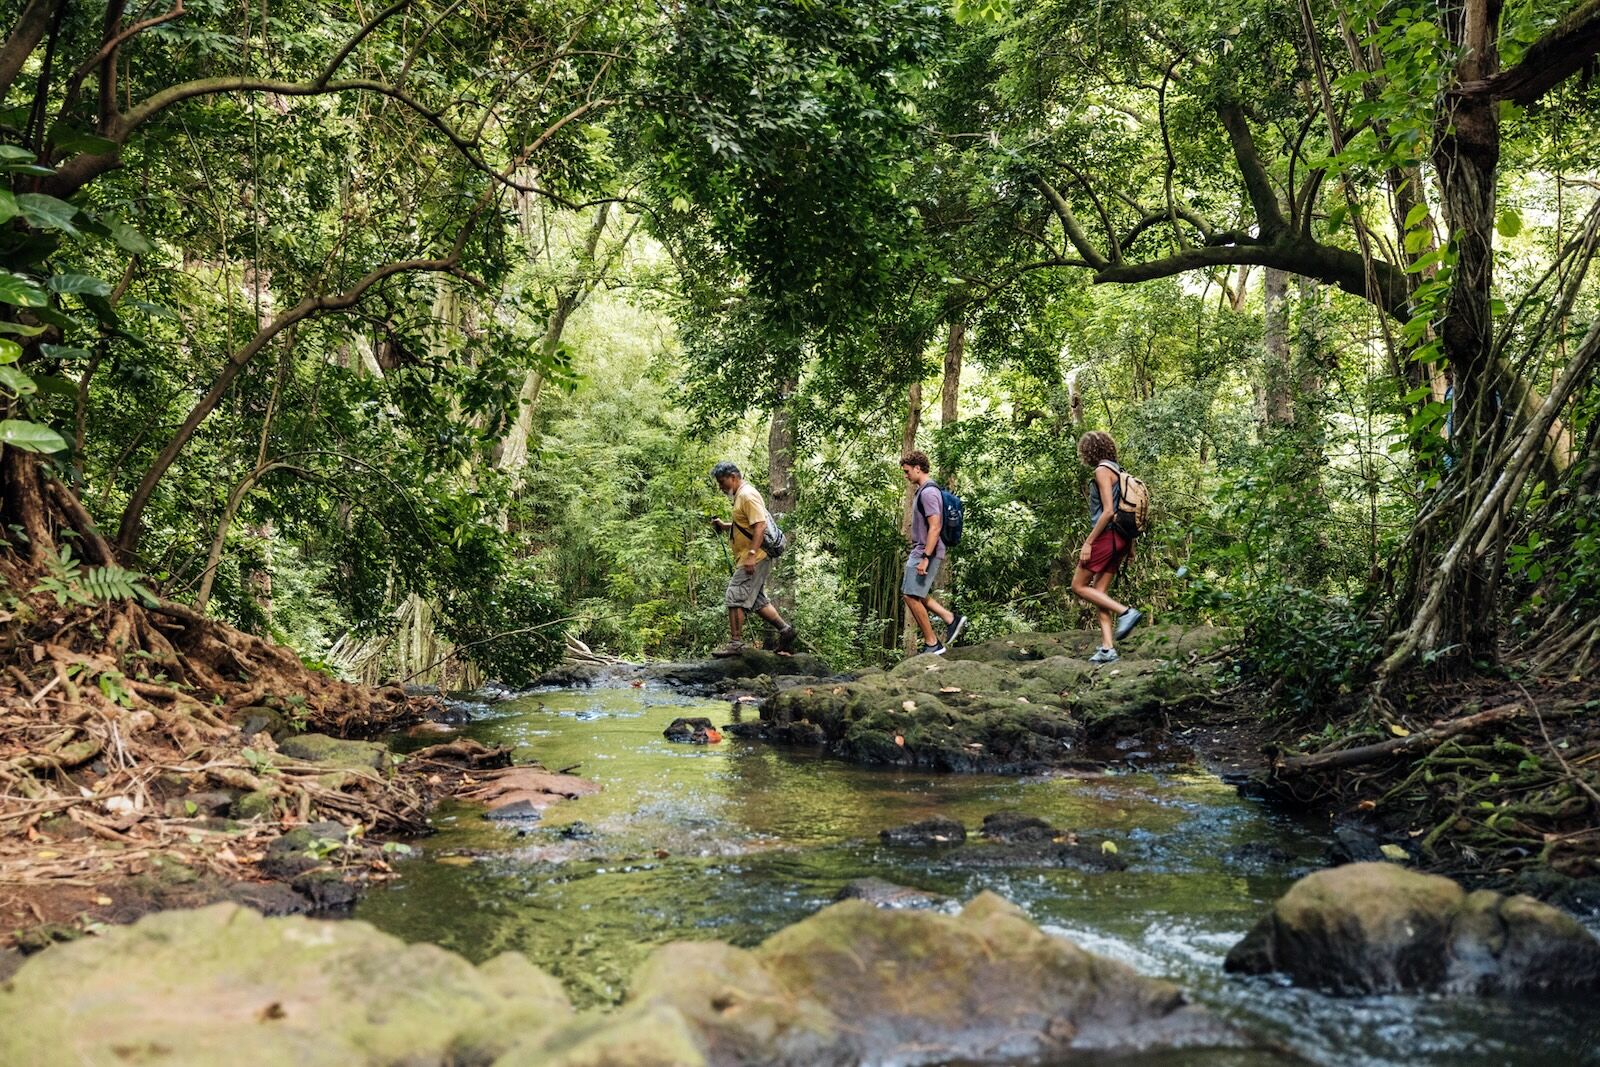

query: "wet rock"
xmin=259 ymin=821 xmax=353 ymax=880
xmin=550 ymin=892 xmax=1246 ymax=1065
xmin=0 ymin=903 xmax=573 ymax=1066
xmin=236 ymin=705 xmax=287 ymax=741
xmin=531 ymin=662 xmax=623 ymax=688
xmin=641 ymin=649 xmax=833 ymax=695
xmin=980 ymin=812 xmax=1057 ymax=842
xmin=1513 ymin=869 xmax=1600 ymax=916
xmin=664 ymin=717 xmax=723 ymax=744
xmin=1222 ymin=841 xmax=1294 ymax=870
xmin=749 ymin=625 xmax=1226 ymax=772
xmin=1325 ymin=822 xmax=1387 ymax=865
xmin=404 ymin=721 xmax=458 ymax=738
xmin=880 ymin=816 xmax=967 ymax=847
xmin=162 ymin=790 xmax=237 ymax=818
xmin=722 ymin=719 xmax=826 ymax=746
xmin=274 ymin=733 xmax=389 ymax=772
xmin=836 ymin=878 xmax=952 ymax=910
xmin=457 ymin=765 xmax=601 ymax=819
xmin=291 ymin=869 xmax=360 ymax=910
xmin=233 ymin=787 xmax=278 ymax=820
xmin=946 ymin=838 xmax=1127 ymax=873
xmin=1225 ymin=862 xmax=1600 ymax=995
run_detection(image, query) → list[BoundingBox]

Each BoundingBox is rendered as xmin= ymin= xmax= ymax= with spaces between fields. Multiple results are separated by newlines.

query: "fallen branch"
xmin=1275 ymin=703 xmax=1523 ymax=774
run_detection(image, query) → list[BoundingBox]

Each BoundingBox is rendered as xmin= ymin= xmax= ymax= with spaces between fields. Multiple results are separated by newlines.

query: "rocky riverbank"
xmin=0 ymin=893 xmax=1258 ymax=1066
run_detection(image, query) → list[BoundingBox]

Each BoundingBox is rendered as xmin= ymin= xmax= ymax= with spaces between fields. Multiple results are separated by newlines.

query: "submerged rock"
xmin=980 ymin=811 xmax=1057 ymax=842
xmin=1225 ymin=862 xmax=1600 ymax=995
xmin=457 ymin=766 xmax=601 ymax=820
xmin=836 ymin=878 xmax=953 ymax=910
xmin=510 ymin=892 xmax=1245 ymax=1065
xmin=0 ymin=903 xmax=573 ymax=1066
xmin=880 ymin=815 xmax=967 ymax=846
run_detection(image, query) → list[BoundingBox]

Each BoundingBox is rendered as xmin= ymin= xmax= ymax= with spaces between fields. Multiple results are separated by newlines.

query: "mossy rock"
xmin=1225 ymin=862 xmax=1600 ymax=995
xmin=601 ymin=892 xmax=1242 ymax=1065
xmin=753 ymin=626 xmax=1226 ymax=772
xmin=275 ymin=733 xmax=389 ymax=772
xmin=0 ymin=903 xmax=572 ymax=1066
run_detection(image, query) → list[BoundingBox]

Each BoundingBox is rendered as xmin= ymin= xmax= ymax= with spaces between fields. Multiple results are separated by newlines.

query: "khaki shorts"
xmin=725 ymin=558 xmax=773 ymax=610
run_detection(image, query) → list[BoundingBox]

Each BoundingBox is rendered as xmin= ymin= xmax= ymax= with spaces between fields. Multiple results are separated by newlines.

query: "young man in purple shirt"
xmin=900 ymin=450 xmax=967 ymax=656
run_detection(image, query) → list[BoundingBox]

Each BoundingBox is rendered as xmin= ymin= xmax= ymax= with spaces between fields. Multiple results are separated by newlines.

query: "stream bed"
xmin=356 ymin=685 xmax=1600 ymax=1066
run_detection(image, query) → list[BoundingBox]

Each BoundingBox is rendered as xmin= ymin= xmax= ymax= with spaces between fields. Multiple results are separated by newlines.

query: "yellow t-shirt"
xmin=729 ymin=482 xmax=769 ymax=564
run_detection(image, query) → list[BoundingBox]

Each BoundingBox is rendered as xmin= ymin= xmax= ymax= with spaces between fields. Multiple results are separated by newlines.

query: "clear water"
xmin=356 ymin=686 xmax=1600 ymax=1066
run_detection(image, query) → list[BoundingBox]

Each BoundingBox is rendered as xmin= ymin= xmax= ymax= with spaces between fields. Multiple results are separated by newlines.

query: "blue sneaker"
xmin=1088 ymin=647 xmax=1120 ymax=664
xmin=1114 ymin=608 xmax=1143 ymax=641
xmin=944 ymin=613 xmax=968 ymax=646
xmin=917 ymin=642 xmax=947 ymax=657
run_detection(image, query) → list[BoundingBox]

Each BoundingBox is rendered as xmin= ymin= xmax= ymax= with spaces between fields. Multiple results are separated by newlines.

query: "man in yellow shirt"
xmin=708 ymin=461 xmax=797 ymax=657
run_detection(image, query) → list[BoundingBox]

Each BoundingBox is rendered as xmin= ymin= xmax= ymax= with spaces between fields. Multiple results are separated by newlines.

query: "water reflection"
xmin=359 ymin=686 xmax=1600 ymax=1066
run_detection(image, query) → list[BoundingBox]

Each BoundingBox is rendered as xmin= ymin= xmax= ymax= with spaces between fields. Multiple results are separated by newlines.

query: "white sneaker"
xmin=1088 ymin=647 xmax=1120 ymax=664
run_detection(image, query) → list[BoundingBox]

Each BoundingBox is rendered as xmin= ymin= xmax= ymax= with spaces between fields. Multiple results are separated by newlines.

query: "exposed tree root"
xmin=0 ymin=561 xmax=443 ymax=943
xmin=1265 ymin=675 xmax=1600 ymax=880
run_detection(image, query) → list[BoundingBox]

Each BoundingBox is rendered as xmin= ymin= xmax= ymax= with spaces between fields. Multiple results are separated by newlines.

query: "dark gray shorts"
xmin=726 ymin=558 xmax=773 ymax=610
xmin=902 ymin=554 xmax=942 ymax=599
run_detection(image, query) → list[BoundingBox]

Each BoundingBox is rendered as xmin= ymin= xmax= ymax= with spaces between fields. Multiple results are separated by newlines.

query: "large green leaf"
xmin=0 ymin=189 xmax=17 ymax=224
xmin=48 ymin=273 xmax=113 ymax=298
xmin=106 ymin=219 xmax=155 ymax=255
xmin=16 ymin=193 xmax=80 ymax=234
xmin=0 ymin=338 xmax=19 ymax=364
xmin=48 ymin=126 xmax=118 ymax=156
xmin=0 ymin=321 xmax=46 ymax=338
xmin=0 ymin=419 xmax=66 ymax=453
xmin=0 ymin=273 xmax=49 ymax=307
xmin=0 ymin=365 xmax=37 ymax=397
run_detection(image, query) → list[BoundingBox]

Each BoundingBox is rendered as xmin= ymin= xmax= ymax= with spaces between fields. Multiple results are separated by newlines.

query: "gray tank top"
xmin=1088 ymin=461 xmax=1122 ymax=525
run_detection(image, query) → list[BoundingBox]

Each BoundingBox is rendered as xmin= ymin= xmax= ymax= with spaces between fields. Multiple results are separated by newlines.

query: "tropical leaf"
xmin=0 ymin=418 xmax=67 ymax=452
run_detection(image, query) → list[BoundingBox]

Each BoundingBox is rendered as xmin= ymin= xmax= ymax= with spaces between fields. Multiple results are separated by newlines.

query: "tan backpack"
xmin=1099 ymin=461 xmax=1151 ymax=539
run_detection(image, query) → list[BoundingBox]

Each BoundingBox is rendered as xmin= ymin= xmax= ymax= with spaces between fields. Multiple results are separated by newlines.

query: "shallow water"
xmin=356 ymin=686 xmax=1600 ymax=1066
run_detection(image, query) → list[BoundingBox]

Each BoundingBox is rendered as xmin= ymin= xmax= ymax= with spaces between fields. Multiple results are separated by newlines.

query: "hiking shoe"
xmin=711 ymin=640 xmax=746 ymax=658
xmin=917 ymin=642 xmax=947 ymax=657
xmin=944 ymin=613 xmax=968 ymax=646
xmin=776 ymin=625 xmax=798 ymax=654
xmin=1114 ymin=608 xmax=1143 ymax=641
xmin=1088 ymin=647 xmax=1120 ymax=664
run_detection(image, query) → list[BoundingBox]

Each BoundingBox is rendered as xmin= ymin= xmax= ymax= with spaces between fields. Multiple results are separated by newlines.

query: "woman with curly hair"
xmin=1072 ymin=431 xmax=1143 ymax=663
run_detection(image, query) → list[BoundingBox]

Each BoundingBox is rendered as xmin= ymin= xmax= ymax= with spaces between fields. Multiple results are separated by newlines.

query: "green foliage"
xmin=30 ymin=546 xmax=158 ymax=609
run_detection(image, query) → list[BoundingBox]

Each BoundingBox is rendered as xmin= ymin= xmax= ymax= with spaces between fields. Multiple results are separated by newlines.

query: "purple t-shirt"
xmin=909 ymin=481 xmax=946 ymax=561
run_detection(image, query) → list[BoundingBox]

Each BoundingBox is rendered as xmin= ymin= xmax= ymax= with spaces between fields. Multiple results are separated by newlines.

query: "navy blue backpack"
xmin=916 ymin=482 xmax=964 ymax=547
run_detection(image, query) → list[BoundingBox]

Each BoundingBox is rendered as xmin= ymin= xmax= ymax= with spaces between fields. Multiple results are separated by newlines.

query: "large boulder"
xmin=749 ymin=625 xmax=1224 ymax=772
xmin=640 ymin=649 xmax=833 ymax=694
xmin=0 ymin=903 xmax=572 ymax=1066
xmin=505 ymin=892 xmax=1244 ymax=1065
xmin=1225 ymin=862 xmax=1600 ymax=995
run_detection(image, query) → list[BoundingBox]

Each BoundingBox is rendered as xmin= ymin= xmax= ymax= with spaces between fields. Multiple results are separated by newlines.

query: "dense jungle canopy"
xmin=1 ymin=0 xmax=1598 ymax=704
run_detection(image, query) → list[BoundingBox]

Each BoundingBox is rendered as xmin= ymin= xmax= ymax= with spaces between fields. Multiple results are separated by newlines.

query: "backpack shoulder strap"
xmin=914 ymin=481 xmax=940 ymax=515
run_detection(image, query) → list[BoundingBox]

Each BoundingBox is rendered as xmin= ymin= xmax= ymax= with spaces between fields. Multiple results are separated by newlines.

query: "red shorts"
xmin=1086 ymin=529 xmax=1131 ymax=575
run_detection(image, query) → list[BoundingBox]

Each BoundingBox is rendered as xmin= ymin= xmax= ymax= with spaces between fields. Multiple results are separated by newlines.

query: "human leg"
xmin=1071 ymin=563 xmax=1128 ymax=617
xmin=1092 ymin=571 xmax=1117 ymax=649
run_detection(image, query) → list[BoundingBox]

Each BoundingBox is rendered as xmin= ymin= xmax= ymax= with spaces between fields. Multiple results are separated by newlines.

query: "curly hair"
xmin=1076 ymin=431 xmax=1118 ymax=468
xmin=899 ymin=450 xmax=931 ymax=473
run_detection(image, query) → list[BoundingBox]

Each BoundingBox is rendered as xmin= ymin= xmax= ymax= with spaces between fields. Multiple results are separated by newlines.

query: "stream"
xmin=356 ymin=685 xmax=1600 ymax=1066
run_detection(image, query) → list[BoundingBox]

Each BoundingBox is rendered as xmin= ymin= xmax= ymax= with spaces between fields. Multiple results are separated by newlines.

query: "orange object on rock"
xmin=704 ymin=728 xmax=723 ymax=744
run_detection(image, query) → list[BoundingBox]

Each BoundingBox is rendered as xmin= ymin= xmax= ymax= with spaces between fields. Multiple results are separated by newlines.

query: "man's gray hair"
xmin=710 ymin=461 xmax=741 ymax=480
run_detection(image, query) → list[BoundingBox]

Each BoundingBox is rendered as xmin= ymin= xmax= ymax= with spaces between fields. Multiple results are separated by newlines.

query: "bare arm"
xmin=743 ymin=519 xmax=766 ymax=572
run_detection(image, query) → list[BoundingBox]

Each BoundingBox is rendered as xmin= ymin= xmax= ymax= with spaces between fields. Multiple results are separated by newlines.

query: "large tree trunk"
xmin=899 ymin=381 xmax=922 ymax=654
xmin=1261 ymin=267 xmax=1294 ymax=427
xmin=766 ymin=379 xmax=798 ymax=615
xmin=1403 ymin=0 xmax=1505 ymax=671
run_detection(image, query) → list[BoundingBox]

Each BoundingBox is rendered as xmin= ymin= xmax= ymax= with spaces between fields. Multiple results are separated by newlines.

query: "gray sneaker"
xmin=1114 ymin=608 xmax=1143 ymax=641
xmin=917 ymin=642 xmax=947 ymax=657
xmin=1088 ymin=647 xmax=1120 ymax=664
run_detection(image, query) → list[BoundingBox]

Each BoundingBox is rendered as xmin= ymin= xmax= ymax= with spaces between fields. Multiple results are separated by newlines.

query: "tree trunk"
xmin=899 ymin=381 xmax=922 ymax=654
xmin=941 ymin=319 xmax=964 ymax=428
xmin=1411 ymin=0 xmax=1504 ymax=669
xmin=1262 ymin=267 xmax=1294 ymax=427
xmin=766 ymin=378 xmax=798 ymax=615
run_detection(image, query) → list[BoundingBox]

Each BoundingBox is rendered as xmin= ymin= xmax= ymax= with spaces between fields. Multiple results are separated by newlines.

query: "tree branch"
xmin=0 ymin=0 xmax=61 ymax=101
xmin=1453 ymin=0 xmax=1600 ymax=105
xmin=1217 ymin=100 xmax=1288 ymax=235
xmin=1029 ymin=176 xmax=1110 ymax=271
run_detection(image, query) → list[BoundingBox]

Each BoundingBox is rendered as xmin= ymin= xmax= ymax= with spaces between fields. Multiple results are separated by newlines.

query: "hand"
xmin=710 ymin=518 xmax=728 ymax=532
xmin=743 ymin=561 xmax=757 ymax=575
xmin=916 ymin=559 xmax=929 ymax=576
xmin=1078 ymin=541 xmax=1092 ymax=563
